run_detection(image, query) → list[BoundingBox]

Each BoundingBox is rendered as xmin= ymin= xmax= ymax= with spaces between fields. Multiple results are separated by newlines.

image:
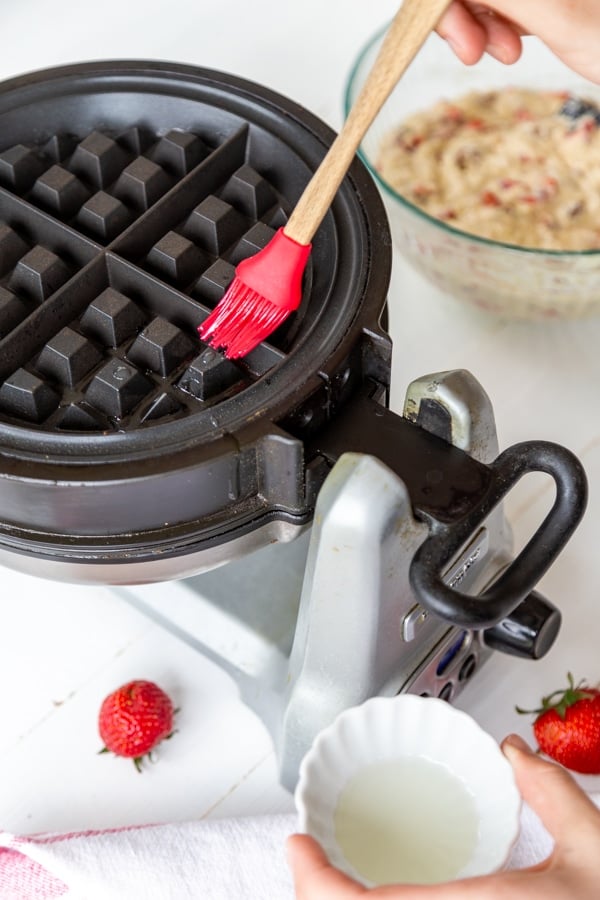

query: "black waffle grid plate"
xmin=0 ymin=62 xmax=391 ymax=465
xmin=0 ymin=129 xmax=295 ymax=431
xmin=0 ymin=92 xmax=304 ymax=440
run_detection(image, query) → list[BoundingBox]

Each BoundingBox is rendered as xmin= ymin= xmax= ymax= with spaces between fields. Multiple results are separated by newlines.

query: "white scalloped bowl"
xmin=295 ymin=695 xmax=521 ymax=888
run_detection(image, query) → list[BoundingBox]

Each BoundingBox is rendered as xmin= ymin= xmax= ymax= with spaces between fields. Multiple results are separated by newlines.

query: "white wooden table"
xmin=2 ymin=0 xmax=600 ymax=839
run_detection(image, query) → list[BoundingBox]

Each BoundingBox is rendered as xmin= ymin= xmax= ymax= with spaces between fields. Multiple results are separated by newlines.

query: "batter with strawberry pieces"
xmin=377 ymin=88 xmax=600 ymax=250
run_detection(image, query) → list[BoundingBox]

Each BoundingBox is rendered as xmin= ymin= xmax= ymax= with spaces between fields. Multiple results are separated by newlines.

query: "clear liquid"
xmin=333 ymin=757 xmax=479 ymax=886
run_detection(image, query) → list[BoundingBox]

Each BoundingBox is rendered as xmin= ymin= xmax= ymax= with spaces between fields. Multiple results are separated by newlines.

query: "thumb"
xmin=502 ymin=734 xmax=600 ymax=849
xmin=286 ymin=834 xmax=365 ymax=899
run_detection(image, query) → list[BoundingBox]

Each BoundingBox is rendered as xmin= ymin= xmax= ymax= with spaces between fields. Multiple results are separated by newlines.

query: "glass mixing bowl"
xmin=345 ymin=29 xmax=600 ymax=320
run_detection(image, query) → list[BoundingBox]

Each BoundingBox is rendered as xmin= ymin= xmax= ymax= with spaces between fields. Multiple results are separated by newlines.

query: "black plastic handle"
xmin=409 ymin=441 xmax=588 ymax=629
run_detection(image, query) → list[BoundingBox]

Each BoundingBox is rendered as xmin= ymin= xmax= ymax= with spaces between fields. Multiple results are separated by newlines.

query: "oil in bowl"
xmin=295 ymin=695 xmax=521 ymax=888
xmin=333 ymin=756 xmax=479 ymax=885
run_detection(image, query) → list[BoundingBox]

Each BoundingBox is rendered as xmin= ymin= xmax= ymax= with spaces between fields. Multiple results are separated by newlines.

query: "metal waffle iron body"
xmin=0 ymin=61 xmax=588 ymax=785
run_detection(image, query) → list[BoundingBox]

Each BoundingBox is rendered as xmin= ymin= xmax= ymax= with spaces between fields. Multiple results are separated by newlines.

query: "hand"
xmin=286 ymin=733 xmax=600 ymax=898
xmin=436 ymin=0 xmax=600 ymax=83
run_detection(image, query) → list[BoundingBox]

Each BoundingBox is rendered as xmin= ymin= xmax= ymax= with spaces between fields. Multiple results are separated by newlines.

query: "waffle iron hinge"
xmin=276 ymin=369 xmax=521 ymax=788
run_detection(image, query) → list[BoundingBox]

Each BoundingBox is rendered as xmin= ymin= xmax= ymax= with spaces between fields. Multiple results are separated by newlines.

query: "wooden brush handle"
xmin=284 ymin=0 xmax=452 ymax=246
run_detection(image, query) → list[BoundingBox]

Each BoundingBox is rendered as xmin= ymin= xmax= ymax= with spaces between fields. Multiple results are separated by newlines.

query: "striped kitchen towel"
xmin=0 ymin=798 xmax=567 ymax=900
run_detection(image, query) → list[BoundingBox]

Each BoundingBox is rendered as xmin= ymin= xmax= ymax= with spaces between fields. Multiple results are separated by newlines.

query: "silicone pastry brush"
xmin=199 ymin=0 xmax=452 ymax=358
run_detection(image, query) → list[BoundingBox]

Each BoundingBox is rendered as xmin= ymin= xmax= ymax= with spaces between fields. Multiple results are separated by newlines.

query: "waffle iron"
xmin=0 ymin=61 xmax=588 ymax=785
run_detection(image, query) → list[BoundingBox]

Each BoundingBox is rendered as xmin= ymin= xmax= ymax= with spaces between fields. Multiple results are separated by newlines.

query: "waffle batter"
xmin=377 ymin=88 xmax=600 ymax=250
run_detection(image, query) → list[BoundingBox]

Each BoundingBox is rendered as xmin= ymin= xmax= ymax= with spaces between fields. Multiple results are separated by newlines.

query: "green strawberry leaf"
xmin=516 ymin=672 xmax=596 ymax=720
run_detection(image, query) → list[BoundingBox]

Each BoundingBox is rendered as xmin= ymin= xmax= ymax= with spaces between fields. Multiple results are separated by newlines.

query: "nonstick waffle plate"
xmin=0 ymin=129 xmax=291 ymax=430
xmin=0 ymin=60 xmax=392 ymax=578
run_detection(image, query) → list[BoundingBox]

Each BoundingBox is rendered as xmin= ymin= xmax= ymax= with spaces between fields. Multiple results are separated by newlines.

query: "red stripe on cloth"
xmin=21 ymin=821 xmax=157 ymax=845
xmin=0 ymin=847 xmax=69 ymax=898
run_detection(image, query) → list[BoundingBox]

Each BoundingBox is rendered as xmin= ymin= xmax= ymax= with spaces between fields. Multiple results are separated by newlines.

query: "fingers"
xmin=437 ymin=1 xmax=522 ymax=65
xmin=502 ymin=734 xmax=600 ymax=854
xmin=286 ymin=834 xmax=366 ymax=899
xmin=468 ymin=4 xmax=523 ymax=62
xmin=437 ymin=0 xmax=600 ymax=83
xmin=437 ymin=1 xmax=488 ymax=64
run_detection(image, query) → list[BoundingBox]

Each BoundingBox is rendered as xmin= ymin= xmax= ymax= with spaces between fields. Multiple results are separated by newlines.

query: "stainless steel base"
xmin=117 ymin=369 xmax=514 ymax=789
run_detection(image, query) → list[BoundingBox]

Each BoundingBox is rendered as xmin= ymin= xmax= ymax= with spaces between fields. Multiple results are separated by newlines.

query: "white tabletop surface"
xmin=2 ymin=0 xmax=600 ymax=844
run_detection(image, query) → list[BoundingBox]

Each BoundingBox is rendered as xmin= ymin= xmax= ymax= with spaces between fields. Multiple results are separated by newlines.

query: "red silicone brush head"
xmin=199 ymin=228 xmax=311 ymax=359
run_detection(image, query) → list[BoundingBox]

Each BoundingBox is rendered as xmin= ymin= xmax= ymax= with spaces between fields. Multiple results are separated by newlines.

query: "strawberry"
xmin=517 ymin=673 xmax=600 ymax=774
xmin=98 ymin=679 xmax=176 ymax=772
